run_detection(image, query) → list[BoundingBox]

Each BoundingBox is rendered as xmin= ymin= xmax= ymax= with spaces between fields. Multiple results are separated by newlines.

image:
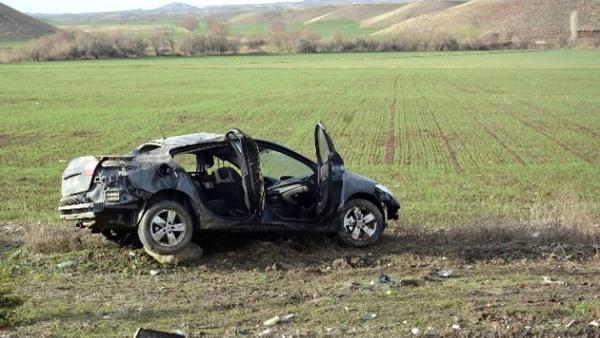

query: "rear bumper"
xmin=58 ymin=202 xmax=102 ymax=221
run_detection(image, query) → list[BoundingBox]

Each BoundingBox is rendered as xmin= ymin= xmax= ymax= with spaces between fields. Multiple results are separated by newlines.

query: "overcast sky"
xmin=4 ymin=0 xmax=301 ymax=14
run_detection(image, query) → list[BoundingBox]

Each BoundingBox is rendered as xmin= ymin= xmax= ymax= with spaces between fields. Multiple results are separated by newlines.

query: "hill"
xmin=154 ymin=2 xmax=201 ymax=14
xmin=374 ymin=0 xmax=600 ymax=42
xmin=361 ymin=0 xmax=463 ymax=28
xmin=222 ymin=4 xmax=401 ymax=26
xmin=303 ymin=4 xmax=401 ymax=24
xmin=0 ymin=2 xmax=58 ymax=40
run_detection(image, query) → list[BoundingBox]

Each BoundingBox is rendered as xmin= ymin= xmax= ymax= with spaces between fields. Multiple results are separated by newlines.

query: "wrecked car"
xmin=59 ymin=123 xmax=400 ymax=254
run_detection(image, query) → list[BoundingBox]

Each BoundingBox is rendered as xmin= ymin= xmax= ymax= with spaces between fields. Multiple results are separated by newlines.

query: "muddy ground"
xmin=1 ymin=223 xmax=600 ymax=337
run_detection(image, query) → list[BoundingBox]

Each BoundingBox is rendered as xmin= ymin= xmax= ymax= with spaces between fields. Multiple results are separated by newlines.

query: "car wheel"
xmin=336 ymin=199 xmax=384 ymax=247
xmin=138 ymin=200 xmax=194 ymax=255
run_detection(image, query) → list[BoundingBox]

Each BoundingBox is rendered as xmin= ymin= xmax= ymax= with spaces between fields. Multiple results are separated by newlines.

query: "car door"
xmin=314 ymin=123 xmax=344 ymax=219
xmin=226 ymin=129 xmax=265 ymax=220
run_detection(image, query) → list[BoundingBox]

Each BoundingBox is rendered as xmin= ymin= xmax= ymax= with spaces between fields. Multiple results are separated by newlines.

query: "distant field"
xmin=0 ymin=50 xmax=599 ymax=226
xmin=0 ymin=40 xmax=28 ymax=51
xmin=47 ymin=18 xmax=377 ymax=39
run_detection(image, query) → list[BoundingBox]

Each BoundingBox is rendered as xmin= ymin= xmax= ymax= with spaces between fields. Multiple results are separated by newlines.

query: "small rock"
xmin=263 ymin=313 xmax=294 ymax=326
xmin=149 ymin=269 xmax=160 ymax=276
xmin=361 ymin=312 xmax=377 ymax=321
xmin=565 ymin=320 xmax=576 ymax=328
xmin=57 ymin=260 xmax=76 ymax=269
xmin=431 ymin=268 xmax=452 ymax=278
xmin=144 ymin=242 xmax=203 ymax=265
xmin=128 ymin=251 xmax=136 ymax=257
xmin=332 ymin=258 xmax=347 ymax=269
xmin=452 ymin=323 xmax=460 ymax=330
xmin=411 ymin=327 xmax=420 ymax=335
xmin=542 ymin=276 xmax=565 ymax=285
xmin=258 ymin=328 xmax=273 ymax=337
xmin=590 ymin=320 xmax=599 ymax=327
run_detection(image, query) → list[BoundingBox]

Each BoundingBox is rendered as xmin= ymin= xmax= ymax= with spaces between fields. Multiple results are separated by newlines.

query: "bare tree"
xmin=149 ymin=30 xmax=165 ymax=56
xmin=178 ymin=16 xmax=199 ymax=32
xmin=206 ymin=19 xmax=229 ymax=54
xmin=165 ymin=26 xmax=177 ymax=55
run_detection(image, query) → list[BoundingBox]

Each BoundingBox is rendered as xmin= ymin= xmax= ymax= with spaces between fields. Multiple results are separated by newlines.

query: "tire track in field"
xmin=412 ymin=75 xmax=462 ymax=172
xmin=443 ymin=77 xmax=526 ymax=165
xmin=519 ymin=100 xmax=600 ymax=139
xmin=484 ymin=99 xmax=595 ymax=164
xmin=385 ymin=74 xmax=401 ymax=164
xmin=446 ymin=74 xmax=595 ymax=164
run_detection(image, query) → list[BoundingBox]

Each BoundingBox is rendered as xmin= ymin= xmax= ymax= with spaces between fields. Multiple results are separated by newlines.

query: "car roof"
xmin=151 ymin=133 xmax=226 ymax=148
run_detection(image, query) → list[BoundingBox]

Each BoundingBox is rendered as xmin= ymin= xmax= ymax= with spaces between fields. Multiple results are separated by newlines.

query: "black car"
xmin=59 ymin=123 xmax=400 ymax=254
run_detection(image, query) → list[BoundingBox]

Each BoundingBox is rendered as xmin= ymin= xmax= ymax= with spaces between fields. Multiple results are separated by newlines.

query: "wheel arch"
xmin=343 ymin=192 xmax=385 ymax=221
xmin=138 ymin=189 xmax=199 ymax=229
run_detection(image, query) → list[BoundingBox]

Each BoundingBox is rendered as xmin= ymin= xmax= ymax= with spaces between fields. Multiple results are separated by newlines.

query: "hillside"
xmin=0 ymin=2 xmax=58 ymax=40
xmin=374 ymin=0 xmax=600 ymax=42
xmin=361 ymin=0 xmax=463 ymax=28
xmin=302 ymin=4 xmax=401 ymax=24
xmin=222 ymin=4 xmax=401 ymax=26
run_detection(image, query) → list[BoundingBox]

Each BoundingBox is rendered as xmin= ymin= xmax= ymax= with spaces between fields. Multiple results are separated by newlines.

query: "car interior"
xmin=174 ymin=142 xmax=317 ymax=221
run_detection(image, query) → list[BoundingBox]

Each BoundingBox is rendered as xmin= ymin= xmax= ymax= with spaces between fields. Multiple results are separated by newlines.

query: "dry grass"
xmin=397 ymin=194 xmax=600 ymax=250
xmin=22 ymin=223 xmax=108 ymax=254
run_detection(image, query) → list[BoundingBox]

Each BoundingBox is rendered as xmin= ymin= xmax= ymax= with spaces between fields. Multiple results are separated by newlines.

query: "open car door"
xmin=314 ymin=123 xmax=344 ymax=218
xmin=226 ymin=129 xmax=264 ymax=220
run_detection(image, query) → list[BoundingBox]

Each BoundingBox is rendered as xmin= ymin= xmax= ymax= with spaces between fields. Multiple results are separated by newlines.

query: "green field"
xmin=1 ymin=50 xmax=599 ymax=225
xmin=2 ymin=50 xmax=600 ymax=337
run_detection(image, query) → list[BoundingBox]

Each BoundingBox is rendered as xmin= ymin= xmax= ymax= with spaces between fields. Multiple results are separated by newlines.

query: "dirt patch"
xmin=385 ymin=74 xmax=400 ymax=164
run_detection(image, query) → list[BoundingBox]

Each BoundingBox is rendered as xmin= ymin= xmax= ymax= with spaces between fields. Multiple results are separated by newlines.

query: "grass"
xmin=0 ymin=50 xmax=599 ymax=225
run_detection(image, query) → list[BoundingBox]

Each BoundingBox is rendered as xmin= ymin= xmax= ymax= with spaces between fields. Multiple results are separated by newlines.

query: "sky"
xmin=3 ymin=0 xmax=301 ymax=14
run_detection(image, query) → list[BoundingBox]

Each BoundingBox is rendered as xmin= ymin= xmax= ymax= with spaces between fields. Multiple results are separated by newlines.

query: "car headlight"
xmin=375 ymin=183 xmax=396 ymax=200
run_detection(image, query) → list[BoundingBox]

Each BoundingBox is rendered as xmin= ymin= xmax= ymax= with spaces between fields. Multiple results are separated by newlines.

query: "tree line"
xmin=2 ymin=20 xmax=590 ymax=63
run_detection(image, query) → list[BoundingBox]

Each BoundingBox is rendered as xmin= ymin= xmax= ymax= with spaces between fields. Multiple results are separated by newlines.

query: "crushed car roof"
xmin=150 ymin=133 xmax=226 ymax=148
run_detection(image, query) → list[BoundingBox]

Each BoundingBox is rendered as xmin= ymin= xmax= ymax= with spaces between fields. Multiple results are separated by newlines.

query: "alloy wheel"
xmin=343 ymin=206 xmax=377 ymax=241
xmin=150 ymin=209 xmax=187 ymax=247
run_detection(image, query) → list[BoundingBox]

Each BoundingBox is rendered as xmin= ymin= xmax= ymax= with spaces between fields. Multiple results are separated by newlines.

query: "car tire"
xmin=138 ymin=200 xmax=194 ymax=255
xmin=336 ymin=199 xmax=384 ymax=247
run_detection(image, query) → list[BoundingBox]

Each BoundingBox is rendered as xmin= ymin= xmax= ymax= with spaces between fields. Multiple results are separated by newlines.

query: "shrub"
xmin=180 ymin=33 xmax=207 ymax=55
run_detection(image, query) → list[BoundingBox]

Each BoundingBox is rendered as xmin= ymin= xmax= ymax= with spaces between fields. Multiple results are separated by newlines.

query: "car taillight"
xmin=83 ymin=161 xmax=98 ymax=176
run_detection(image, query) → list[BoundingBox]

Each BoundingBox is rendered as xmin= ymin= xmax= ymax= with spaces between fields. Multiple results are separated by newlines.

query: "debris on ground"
xmin=565 ymin=320 xmax=576 ymax=328
xmin=263 ymin=313 xmax=294 ymax=326
xmin=361 ymin=312 xmax=377 ymax=321
xmin=378 ymin=274 xmax=396 ymax=287
xmin=411 ymin=327 xmax=420 ymax=335
xmin=133 ymin=328 xmax=185 ymax=338
xmin=452 ymin=323 xmax=460 ymax=330
xmin=590 ymin=320 xmax=599 ymax=327
xmin=149 ymin=269 xmax=160 ymax=276
xmin=541 ymin=276 xmax=565 ymax=285
xmin=258 ymin=328 xmax=273 ymax=337
xmin=430 ymin=268 xmax=452 ymax=278
xmin=57 ymin=260 xmax=76 ymax=269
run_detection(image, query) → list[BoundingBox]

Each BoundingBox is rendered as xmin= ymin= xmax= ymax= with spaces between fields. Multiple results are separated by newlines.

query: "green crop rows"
xmin=0 ymin=50 xmax=598 ymax=226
